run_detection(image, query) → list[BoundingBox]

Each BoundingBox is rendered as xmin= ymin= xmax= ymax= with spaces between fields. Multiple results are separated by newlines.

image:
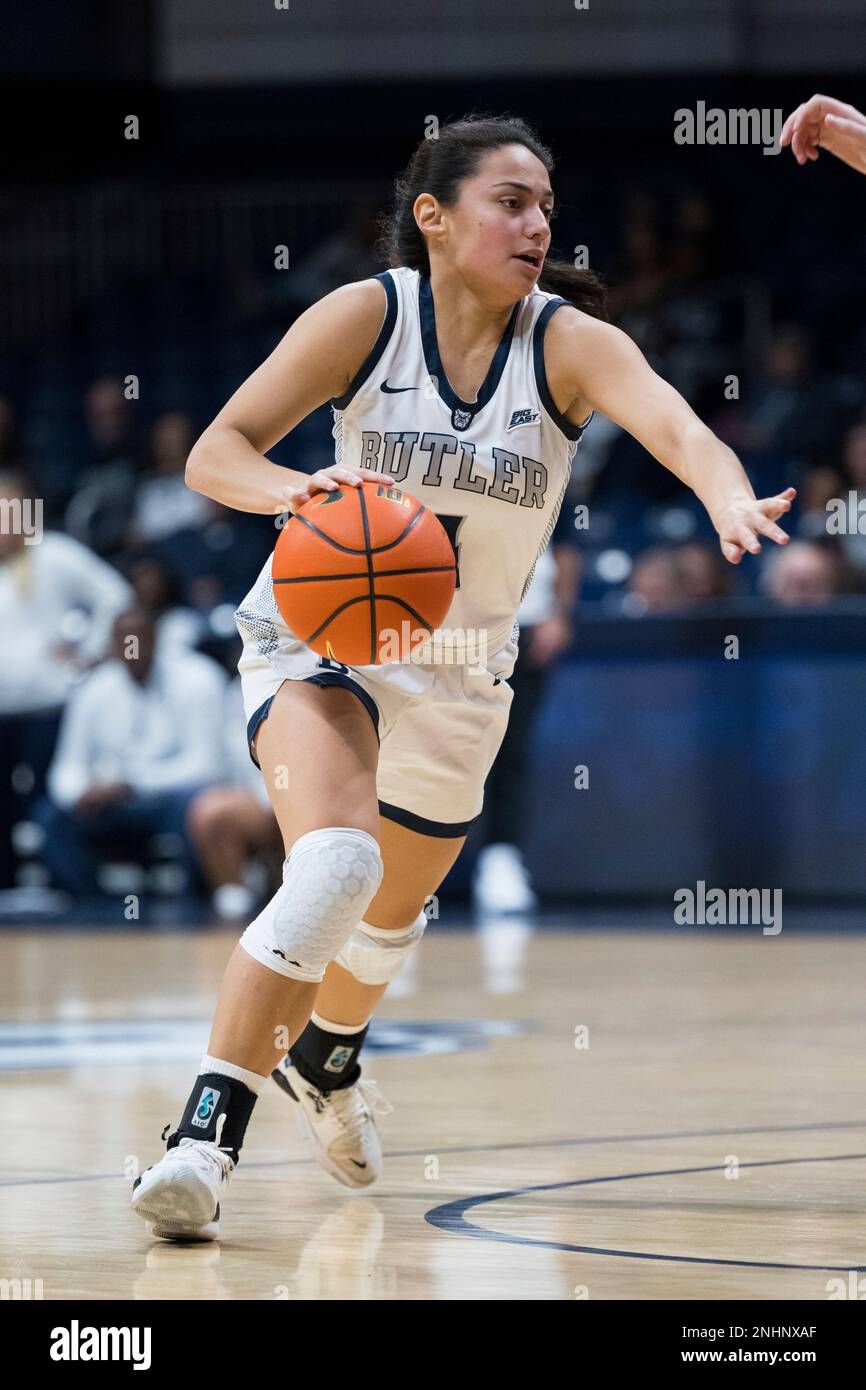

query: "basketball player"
xmin=132 ymin=114 xmax=795 ymax=1239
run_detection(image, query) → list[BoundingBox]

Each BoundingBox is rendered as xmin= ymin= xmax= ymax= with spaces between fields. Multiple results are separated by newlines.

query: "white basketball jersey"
xmin=236 ymin=265 xmax=589 ymax=667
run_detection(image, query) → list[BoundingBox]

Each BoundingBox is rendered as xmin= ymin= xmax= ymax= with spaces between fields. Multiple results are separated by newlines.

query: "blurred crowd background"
xmin=2 ymin=1 xmax=865 ymax=917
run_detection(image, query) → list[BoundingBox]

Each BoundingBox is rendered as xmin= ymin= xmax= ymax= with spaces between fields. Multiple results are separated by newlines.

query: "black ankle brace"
xmin=170 ymin=1071 xmax=258 ymax=1163
xmin=290 ymin=1019 xmax=370 ymax=1092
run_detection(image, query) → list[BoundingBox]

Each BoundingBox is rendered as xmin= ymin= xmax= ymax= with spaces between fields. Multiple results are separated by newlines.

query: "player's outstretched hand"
xmin=280 ymin=464 xmax=399 ymax=514
xmin=714 ymin=487 xmax=797 ymax=565
xmin=780 ymin=94 xmax=866 ymax=174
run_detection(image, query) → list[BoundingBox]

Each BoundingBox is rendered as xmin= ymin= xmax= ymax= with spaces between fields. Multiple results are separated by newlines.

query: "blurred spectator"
xmin=286 ymin=204 xmax=384 ymax=307
xmin=123 ymin=551 xmax=204 ymax=654
xmin=83 ymin=378 xmax=140 ymax=480
xmin=186 ymin=678 xmax=283 ymax=921
xmin=659 ymin=194 xmax=733 ymax=406
xmin=606 ymin=195 xmax=671 ymax=337
xmin=761 ymin=540 xmax=841 ymax=606
xmin=0 ymin=467 xmax=133 ymax=716
xmin=130 ymin=412 xmax=211 ymax=545
xmin=712 ymin=324 xmax=838 ymax=470
xmin=673 ymin=541 xmax=732 ymax=602
xmin=838 ymin=421 xmax=866 ymax=574
xmin=1 ymin=465 xmax=133 ymax=885
xmin=798 ymin=464 xmax=845 ymax=537
xmin=626 ymin=546 xmax=684 ymax=614
xmin=841 ymin=420 xmax=866 ymax=491
xmin=237 ymin=205 xmax=385 ymax=321
xmin=31 ymin=608 xmax=225 ymax=898
xmin=64 ymin=378 xmax=144 ymax=554
xmin=125 ymin=411 xmax=275 ymax=611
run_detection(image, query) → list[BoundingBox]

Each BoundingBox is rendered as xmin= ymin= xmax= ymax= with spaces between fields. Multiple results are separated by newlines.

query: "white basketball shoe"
xmin=273 ymin=1058 xmax=393 ymax=1189
xmin=131 ymin=1132 xmax=235 ymax=1241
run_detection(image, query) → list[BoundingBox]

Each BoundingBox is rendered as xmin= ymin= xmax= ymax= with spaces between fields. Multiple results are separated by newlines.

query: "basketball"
xmin=272 ymin=480 xmax=458 ymax=664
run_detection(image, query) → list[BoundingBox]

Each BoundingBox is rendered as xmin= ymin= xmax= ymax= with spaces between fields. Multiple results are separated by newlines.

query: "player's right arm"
xmin=185 ymin=279 xmax=397 ymax=516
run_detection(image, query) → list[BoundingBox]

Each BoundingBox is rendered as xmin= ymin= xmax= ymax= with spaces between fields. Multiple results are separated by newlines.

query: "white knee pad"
xmin=335 ymin=910 xmax=427 ymax=986
xmin=239 ymin=826 xmax=383 ymax=983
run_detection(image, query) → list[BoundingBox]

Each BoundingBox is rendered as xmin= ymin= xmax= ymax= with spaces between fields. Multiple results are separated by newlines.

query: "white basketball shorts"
xmin=237 ymin=627 xmax=517 ymax=837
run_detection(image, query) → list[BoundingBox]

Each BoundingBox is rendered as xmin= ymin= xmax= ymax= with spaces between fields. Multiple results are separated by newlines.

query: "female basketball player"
xmin=132 ymin=114 xmax=795 ymax=1239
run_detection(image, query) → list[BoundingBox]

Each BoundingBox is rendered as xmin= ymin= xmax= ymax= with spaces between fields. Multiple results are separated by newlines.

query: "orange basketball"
xmin=272 ymin=480 xmax=457 ymax=665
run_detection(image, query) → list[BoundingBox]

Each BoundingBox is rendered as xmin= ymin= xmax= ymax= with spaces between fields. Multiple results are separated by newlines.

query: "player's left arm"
xmin=544 ymin=309 xmax=796 ymax=565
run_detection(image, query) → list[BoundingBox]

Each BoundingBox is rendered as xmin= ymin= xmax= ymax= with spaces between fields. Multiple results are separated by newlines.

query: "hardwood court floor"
xmin=1 ymin=921 xmax=864 ymax=1300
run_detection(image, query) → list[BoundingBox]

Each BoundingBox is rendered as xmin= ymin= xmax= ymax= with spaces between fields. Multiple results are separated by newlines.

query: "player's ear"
xmin=414 ymin=192 xmax=444 ymax=239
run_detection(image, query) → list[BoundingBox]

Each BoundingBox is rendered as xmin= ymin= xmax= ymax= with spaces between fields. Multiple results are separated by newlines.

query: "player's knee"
xmin=239 ymin=826 xmax=383 ymax=983
xmin=186 ymin=787 xmax=233 ymax=839
xmin=336 ymin=910 xmax=427 ymax=985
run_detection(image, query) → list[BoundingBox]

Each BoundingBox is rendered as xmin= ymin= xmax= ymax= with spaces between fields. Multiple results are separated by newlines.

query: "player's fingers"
xmin=823 ymin=114 xmax=863 ymax=136
xmin=721 ymin=539 xmax=744 ymax=565
xmin=758 ymin=487 xmax=797 ymax=519
xmin=780 ymin=105 xmax=804 ymax=146
xmin=792 ymin=121 xmax=819 ymax=164
xmin=357 ymin=467 xmax=401 ymax=484
xmin=733 ymin=523 xmax=761 ymax=555
xmin=750 ymin=512 xmax=790 ymax=545
xmin=763 ymin=498 xmax=793 ymax=521
xmin=323 ymin=466 xmax=395 ymax=488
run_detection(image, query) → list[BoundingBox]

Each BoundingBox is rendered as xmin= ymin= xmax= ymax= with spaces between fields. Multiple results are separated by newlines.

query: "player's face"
xmin=449 ymin=144 xmax=554 ymax=299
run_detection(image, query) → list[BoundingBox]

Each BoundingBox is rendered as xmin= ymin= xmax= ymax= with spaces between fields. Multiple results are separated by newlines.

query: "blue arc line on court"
xmin=425 ymin=1151 xmax=866 ymax=1272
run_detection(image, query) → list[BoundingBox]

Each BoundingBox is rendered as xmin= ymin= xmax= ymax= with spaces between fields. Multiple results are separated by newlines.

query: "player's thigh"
xmin=253 ymin=679 xmax=380 ymax=851
xmin=364 ymin=815 xmax=465 ymax=931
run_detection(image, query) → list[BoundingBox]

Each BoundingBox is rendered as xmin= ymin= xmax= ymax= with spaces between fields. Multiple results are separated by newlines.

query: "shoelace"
xmin=173 ymin=1134 xmax=235 ymax=1182
xmin=329 ymin=1078 xmax=395 ymax=1136
xmin=305 ymin=1077 xmax=394 ymax=1129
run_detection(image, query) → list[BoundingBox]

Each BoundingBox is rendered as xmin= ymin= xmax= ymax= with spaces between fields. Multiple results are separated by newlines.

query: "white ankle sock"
xmin=310 ymin=1011 xmax=370 ymax=1035
xmin=199 ymin=1053 xmax=268 ymax=1095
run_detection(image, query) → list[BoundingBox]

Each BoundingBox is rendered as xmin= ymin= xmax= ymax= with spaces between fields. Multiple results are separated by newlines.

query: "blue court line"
xmin=424 ymin=1151 xmax=866 ymax=1272
xmin=1 ymin=1117 xmax=865 ymax=1190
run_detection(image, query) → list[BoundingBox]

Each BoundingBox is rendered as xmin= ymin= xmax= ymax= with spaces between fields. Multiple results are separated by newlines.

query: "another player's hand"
xmin=279 ymin=464 xmax=398 ymax=515
xmin=713 ymin=488 xmax=796 ymax=565
xmin=780 ymin=94 xmax=866 ymax=174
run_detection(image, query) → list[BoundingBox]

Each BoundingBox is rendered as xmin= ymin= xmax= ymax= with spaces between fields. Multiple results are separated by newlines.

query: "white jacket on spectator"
xmin=0 ymin=532 xmax=133 ymax=714
xmin=47 ymin=647 xmax=227 ymax=809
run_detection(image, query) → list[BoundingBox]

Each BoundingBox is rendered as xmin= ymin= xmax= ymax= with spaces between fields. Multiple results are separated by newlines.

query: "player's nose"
xmin=523 ymin=210 xmax=550 ymax=243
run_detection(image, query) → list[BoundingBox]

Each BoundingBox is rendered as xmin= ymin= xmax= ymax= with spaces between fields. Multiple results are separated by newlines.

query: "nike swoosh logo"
xmin=380 ymin=380 xmax=420 ymax=393
xmin=349 ymin=1159 xmax=368 ymax=1168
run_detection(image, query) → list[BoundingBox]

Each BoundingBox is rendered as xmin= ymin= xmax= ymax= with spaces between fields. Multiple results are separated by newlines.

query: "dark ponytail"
xmin=379 ymin=112 xmax=608 ymax=322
